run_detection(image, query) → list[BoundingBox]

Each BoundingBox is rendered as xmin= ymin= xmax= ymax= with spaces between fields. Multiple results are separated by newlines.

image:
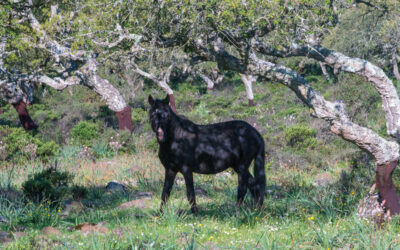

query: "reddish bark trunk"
xmin=248 ymin=99 xmax=254 ymax=107
xmin=375 ymin=160 xmax=400 ymax=214
xmin=13 ymin=102 xmax=37 ymax=130
xmin=12 ymin=101 xmax=37 ymax=130
xmin=115 ymin=106 xmax=133 ymax=133
xmin=169 ymin=94 xmax=177 ymax=113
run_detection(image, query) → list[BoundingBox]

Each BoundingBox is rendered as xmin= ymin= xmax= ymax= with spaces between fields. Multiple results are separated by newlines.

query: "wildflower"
xmin=44 ymin=208 xmax=47 ymax=211
xmin=209 ymin=236 xmax=214 ymax=240
xmin=351 ymin=191 xmax=355 ymax=195
xmin=254 ymin=208 xmax=257 ymax=211
xmin=47 ymin=201 xmax=50 ymax=204
xmin=29 ymin=202 xmax=32 ymax=205
xmin=42 ymin=213 xmax=45 ymax=216
xmin=302 ymin=208 xmax=305 ymax=211
xmin=377 ymin=213 xmax=381 ymax=217
xmin=308 ymin=216 xmax=314 ymax=220
xmin=58 ymin=209 xmax=61 ymax=213
xmin=29 ymin=213 xmax=32 ymax=217
xmin=198 ymin=224 xmax=202 ymax=227
xmin=48 ymin=214 xmax=50 ymax=217
xmin=381 ymin=222 xmax=385 ymax=226
xmin=40 ymin=204 xmax=43 ymax=207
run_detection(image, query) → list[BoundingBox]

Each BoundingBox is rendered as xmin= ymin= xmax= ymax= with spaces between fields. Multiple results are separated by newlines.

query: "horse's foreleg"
xmin=160 ymin=168 xmax=177 ymax=213
xmin=182 ymin=167 xmax=198 ymax=213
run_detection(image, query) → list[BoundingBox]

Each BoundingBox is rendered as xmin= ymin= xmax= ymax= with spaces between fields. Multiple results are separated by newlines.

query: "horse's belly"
xmin=194 ymin=157 xmax=231 ymax=174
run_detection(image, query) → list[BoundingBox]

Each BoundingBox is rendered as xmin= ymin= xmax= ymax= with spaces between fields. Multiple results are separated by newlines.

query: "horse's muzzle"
xmin=157 ymin=127 xmax=164 ymax=142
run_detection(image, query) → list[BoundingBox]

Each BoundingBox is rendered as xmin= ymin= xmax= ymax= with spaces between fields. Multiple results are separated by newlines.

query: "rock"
xmin=74 ymin=222 xmax=108 ymax=236
xmin=61 ymin=200 xmax=85 ymax=217
xmin=118 ymin=198 xmax=151 ymax=210
xmin=195 ymin=187 xmax=208 ymax=196
xmin=0 ymin=231 xmax=12 ymax=244
xmin=312 ymin=172 xmax=335 ymax=188
xmin=42 ymin=227 xmax=62 ymax=236
xmin=0 ymin=216 xmax=8 ymax=224
xmin=134 ymin=191 xmax=153 ymax=199
xmin=105 ymin=181 xmax=128 ymax=193
xmin=12 ymin=231 xmax=25 ymax=238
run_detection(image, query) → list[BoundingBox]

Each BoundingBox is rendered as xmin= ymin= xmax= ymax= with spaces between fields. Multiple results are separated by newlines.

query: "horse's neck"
xmin=167 ymin=111 xmax=189 ymax=136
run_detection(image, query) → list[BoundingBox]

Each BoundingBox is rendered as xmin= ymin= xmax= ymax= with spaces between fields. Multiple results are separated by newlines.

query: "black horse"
xmin=149 ymin=95 xmax=266 ymax=213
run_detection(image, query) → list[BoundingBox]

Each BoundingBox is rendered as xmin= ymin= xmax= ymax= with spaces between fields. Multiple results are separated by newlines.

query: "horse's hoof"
xmin=191 ymin=206 xmax=199 ymax=213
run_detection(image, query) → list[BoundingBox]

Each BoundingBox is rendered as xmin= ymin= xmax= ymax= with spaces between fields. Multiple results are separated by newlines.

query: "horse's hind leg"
xmin=182 ymin=166 xmax=198 ymax=213
xmin=246 ymin=174 xmax=257 ymax=200
xmin=235 ymin=165 xmax=250 ymax=206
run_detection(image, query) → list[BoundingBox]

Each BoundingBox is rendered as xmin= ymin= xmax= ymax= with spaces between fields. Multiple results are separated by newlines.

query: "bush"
xmin=284 ymin=124 xmax=318 ymax=150
xmin=0 ymin=126 xmax=59 ymax=163
xmin=22 ymin=167 xmax=74 ymax=203
xmin=70 ymin=121 xmax=100 ymax=146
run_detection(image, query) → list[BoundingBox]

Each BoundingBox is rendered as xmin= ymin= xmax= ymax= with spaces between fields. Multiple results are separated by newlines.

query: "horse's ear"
xmin=148 ymin=95 xmax=155 ymax=106
xmin=163 ymin=94 xmax=170 ymax=104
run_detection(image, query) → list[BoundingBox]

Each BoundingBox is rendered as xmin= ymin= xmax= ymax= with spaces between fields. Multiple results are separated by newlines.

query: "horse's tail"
xmin=253 ymin=141 xmax=266 ymax=207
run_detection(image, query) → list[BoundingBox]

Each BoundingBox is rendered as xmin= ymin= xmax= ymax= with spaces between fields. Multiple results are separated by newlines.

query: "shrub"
xmin=22 ymin=167 xmax=74 ymax=203
xmin=284 ymin=124 xmax=318 ymax=150
xmin=131 ymin=107 xmax=148 ymax=124
xmin=70 ymin=121 xmax=100 ymax=146
xmin=0 ymin=126 xmax=59 ymax=163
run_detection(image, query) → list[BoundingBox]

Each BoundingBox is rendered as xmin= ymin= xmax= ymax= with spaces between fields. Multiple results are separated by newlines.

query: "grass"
xmin=1 ymin=146 xmax=400 ymax=249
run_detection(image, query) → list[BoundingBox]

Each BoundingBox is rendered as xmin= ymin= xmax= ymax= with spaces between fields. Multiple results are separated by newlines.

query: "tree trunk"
xmin=169 ymin=94 xmax=177 ymax=113
xmin=376 ymin=161 xmax=400 ymax=214
xmin=392 ymin=52 xmax=400 ymax=81
xmin=240 ymin=74 xmax=257 ymax=106
xmin=319 ymin=62 xmax=331 ymax=81
xmin=248 ymin=99 xmax=254 ymax=106
xmin=115 ymin=106 xmax=133 ymax=132
xmin=12 ymin=101 xmax=37 ymax=130
xmin=131 ymin=62 xmax=177 ymax=112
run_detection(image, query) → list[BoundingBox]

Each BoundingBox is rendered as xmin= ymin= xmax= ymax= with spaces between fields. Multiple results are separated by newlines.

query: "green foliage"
xmin=131 ymin=107 xmax=148 ymax=124
xmin=0 ymin=126 xmax=59 ymax=163
xmin=91 ymin=141 xmax=114 ymax=158
xmin=146 ymin=138 xmax=159 ymax=152
xmin=70 ymin=121 xmax=100 ymax=146
xmin=284 ymin=124 xmax=318 ymax=150
xmin=22 ymin=167 xmax=74 ymax=203
xmin=70 ymin=185 xmax=88 ymax=200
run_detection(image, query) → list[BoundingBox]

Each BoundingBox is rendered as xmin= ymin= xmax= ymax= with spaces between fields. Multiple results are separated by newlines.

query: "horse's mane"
xmin=169 ymin=108 xmax=197 ymax=133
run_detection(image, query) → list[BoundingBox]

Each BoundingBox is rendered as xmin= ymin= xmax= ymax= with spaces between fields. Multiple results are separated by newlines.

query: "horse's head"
xmin=148 ymin=94 xmax=171 ymax=143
